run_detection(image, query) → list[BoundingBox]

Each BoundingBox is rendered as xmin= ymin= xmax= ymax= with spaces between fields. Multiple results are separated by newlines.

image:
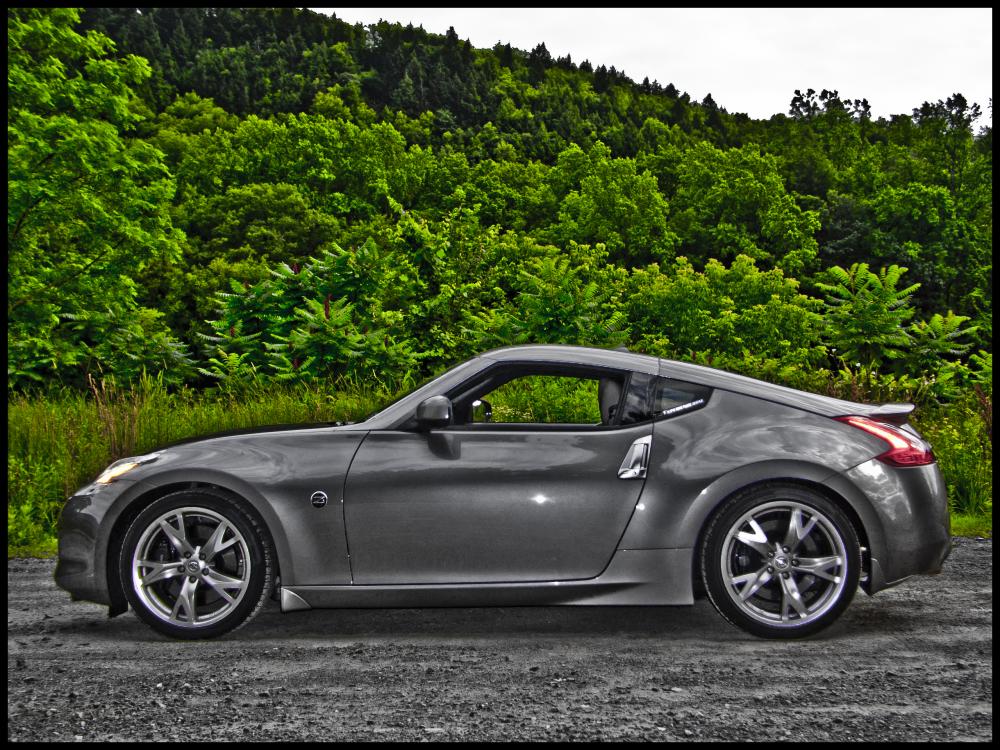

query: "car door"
xmin=342 ymin=365 xmax=653 ymax=585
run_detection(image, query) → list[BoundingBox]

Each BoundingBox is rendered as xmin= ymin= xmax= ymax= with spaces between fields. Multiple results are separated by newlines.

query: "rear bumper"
xmin=842 ymin=459 xmax=951 ymax=594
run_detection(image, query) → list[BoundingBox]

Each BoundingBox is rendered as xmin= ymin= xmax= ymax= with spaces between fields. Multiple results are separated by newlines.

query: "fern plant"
xmin=268 ymin=296 xmax=361 ymax=382
xmin=906 ymin=311 xmax=978 ymax=372
xmin=816 ymin=263 xmax=920 ymax=369
xmin=196 ymin=347 xmax=262 ymax=392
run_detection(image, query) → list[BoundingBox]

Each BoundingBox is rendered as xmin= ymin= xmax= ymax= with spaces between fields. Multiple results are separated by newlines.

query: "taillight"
xmin=834 ymin=415 xmax=935 ymax=467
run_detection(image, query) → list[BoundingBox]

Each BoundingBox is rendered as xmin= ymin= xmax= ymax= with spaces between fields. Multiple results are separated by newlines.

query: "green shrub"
xmin=488 ymin=375 xmax=601 ymax=423
xmin=914 ymin=393 xmax=993 ymax=520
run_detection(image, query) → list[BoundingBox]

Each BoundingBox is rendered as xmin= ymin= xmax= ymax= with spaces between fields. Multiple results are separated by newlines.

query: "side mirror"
xmin=415 ymin=395 xmax=452 ymax=430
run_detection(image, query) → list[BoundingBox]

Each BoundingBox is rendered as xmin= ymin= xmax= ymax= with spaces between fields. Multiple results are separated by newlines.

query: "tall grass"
xmin=7 ymin=374 xmax=993 ymax=556
xmin=489 ymin=376 xmax=602 ymax=423
xmin=912 ymin=390 xmax=993 ymax=521
xmin=7 ymin=374 xmax=394 ymax=554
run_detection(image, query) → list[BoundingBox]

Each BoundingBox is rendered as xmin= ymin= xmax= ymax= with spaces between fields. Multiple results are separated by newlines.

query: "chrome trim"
xmin=618 ymin=435 xmax=652 ymax=479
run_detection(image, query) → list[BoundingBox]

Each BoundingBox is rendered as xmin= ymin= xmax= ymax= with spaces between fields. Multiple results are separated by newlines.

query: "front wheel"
xmin=119 ymin=491 xmax=274 ymax=639
xmin=701 ymin=485 xmax=861 ymax=639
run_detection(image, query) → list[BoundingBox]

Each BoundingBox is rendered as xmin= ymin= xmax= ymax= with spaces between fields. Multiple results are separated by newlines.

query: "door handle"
xmin=618 ymin=435 xmax=652 ymax=479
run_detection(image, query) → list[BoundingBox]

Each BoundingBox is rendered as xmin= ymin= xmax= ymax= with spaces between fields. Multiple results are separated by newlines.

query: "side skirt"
xmin=280 ymin=548 xmax=694 ymax=612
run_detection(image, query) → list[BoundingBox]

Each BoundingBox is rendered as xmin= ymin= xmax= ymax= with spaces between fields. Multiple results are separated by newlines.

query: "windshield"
xmin=358 ymin=358 xmax=479 ymax=422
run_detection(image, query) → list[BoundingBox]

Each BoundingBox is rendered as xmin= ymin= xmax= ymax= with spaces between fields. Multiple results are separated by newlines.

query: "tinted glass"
xmin=619 ymin=373 xmax=711 ymax=424
xmin=619 ymin=372 xmax=655 ymax=425
xmin=653 ymin=377 xmax=711 ymax=417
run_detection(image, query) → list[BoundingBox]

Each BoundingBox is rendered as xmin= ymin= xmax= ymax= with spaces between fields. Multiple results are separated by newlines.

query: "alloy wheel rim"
xmin=131 ymin=506 xmax=251 ymax=628
xmin=721 ymin=500 xmax=848 ymax=628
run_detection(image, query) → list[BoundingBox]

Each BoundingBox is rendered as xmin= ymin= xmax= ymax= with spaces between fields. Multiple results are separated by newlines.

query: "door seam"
xmin=340 ymin=431 xmax=370 ymax=584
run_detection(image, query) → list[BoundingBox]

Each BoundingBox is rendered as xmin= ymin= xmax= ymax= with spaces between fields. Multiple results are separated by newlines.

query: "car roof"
xmin=479 ymin=344 xmax=660 ymax=375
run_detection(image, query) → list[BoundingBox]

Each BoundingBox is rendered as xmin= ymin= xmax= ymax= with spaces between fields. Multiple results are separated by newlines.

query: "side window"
xmin=653 ymin=377 xmax=711 ymax=418
xmin=618 ymin=373 xmax=711 ymax=424
xmin=480 ymin=375 xmax=603 ymax=424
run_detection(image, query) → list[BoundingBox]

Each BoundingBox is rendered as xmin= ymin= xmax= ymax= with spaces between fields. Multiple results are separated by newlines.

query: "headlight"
xmin=95 ymin=452 xmax=163 ymax=484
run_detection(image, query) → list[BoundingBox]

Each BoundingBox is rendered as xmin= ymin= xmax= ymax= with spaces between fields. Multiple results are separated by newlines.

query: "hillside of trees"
xmin=8 ymin=7 xmax=993 ymax=396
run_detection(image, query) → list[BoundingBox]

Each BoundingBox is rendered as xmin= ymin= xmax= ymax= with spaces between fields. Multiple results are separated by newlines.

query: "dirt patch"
xmin=7 ymin=538 xmax=992 ymax=741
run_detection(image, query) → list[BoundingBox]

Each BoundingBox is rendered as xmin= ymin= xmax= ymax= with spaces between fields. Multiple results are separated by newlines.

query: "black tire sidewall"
xmin=119 ymin=491 xmax=272 ymax=640
xmin=702 ymin=485 xmax=861 ymax=639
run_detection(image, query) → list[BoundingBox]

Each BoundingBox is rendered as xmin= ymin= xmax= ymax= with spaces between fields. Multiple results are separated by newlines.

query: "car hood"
xmin=159 ymin=421 xmax=363 ymax=450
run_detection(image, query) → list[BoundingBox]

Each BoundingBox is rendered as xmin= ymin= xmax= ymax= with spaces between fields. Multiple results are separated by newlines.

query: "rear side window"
xmin=619 ymin=374 xmax=711 ymax=425
xmin=654 ymin=378 xmax=711 ymax=417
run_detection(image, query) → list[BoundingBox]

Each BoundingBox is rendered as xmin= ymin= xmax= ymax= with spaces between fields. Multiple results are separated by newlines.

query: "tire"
xmin=701 ymin=484 xmax=861 ymax=639
xmin=119 ymin=490 xmax=274 ymax=639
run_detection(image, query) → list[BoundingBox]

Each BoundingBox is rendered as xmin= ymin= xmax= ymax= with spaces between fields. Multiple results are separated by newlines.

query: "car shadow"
xmin=243 ymin=600 xmax=738 ymax=641
xmin=55 ymin=598 xmax=912 ymax=644
xmin=32 ymin=590 xmax=931 ymax=644
xmin=44 ymin=599 xmax=745 ymax=643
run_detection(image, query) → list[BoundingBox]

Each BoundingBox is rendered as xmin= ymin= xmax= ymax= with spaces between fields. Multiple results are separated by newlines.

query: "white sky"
xmin=317 ymin=7 xmax=992 ymax=124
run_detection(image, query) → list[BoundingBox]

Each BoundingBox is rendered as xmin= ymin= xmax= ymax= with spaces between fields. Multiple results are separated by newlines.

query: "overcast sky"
xmin=317 ymin=7 xmax=992 ymax=124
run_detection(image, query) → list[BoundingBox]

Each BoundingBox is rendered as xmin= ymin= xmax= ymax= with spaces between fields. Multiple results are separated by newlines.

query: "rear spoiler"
xmin=850 ymin=403 xmax=915 ymax=426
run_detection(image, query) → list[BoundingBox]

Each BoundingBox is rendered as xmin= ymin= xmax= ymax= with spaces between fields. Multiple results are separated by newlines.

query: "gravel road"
xmin=7 ymin=538 xmax=992 ymax=742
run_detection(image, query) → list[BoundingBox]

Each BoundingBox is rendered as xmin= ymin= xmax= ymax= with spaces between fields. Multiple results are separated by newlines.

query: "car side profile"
xmin=55 ymin=345 xmax=951 ymax=639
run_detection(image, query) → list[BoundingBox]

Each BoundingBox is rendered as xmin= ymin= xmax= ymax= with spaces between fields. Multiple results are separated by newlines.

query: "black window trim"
xmin=396 ymin=360 xmax=714 ymax=432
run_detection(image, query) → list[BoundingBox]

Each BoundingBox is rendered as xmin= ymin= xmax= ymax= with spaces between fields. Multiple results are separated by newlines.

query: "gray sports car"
xmin=55 ymin=345 xmax=951 ymax=639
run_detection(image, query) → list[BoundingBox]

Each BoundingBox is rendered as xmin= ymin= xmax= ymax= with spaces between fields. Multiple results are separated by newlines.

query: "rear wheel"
xmin=119 ymin=491 xmax=274 ymax=639
xmin=701 ymin=485 xmax=861 ymax=638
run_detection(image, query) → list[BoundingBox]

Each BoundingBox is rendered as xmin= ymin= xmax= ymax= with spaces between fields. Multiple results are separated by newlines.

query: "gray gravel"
xmin=7 ymin=537 xmax=992 ymax=742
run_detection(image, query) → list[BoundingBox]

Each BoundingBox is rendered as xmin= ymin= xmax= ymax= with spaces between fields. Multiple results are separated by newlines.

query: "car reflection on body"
xmin=55 ymin=345 xmax=950 ymax=639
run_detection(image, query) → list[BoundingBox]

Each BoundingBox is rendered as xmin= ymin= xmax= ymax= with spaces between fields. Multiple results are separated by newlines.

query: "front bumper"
xmin=843 ymin=459 xmax=951 ymax=593
xmin=54 ymin=479 xmax=134 ymax=607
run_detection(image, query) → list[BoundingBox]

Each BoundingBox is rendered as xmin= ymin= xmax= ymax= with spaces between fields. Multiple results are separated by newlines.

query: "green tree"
xmin=167 ymin=181 xmax=341 ymax=346
xmin=547 ymin=142 xmax=677 ymax=265
xmin=667 ymin=142 xmax=821 ymax=276
xmin=626 ymin=255 xmax=822 ymax=362
xmin=146 ymin=92 xmax=239 ymax=165
xmin=8 ymin=8 xmax=185 ymax=388
xmin=10 ymin=6 xmax=991 ymax=399
xmin=912 ymin=94 xmax=982 ymax=200
xmin=474 ymin=252 xmax=628 ymax=349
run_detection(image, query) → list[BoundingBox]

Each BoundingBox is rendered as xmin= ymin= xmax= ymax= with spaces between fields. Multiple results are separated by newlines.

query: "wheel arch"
xmin=674 ymin=455 xmax=887 ymax=598
xmin=690 ymin=476 xmax=873 ymax=593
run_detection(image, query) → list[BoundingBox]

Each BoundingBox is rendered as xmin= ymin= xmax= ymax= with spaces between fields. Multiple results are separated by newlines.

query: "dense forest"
xmin=8 ymin=7 xmax=993 ymax=397
xmin=7 ymin=7 xmax=994 ymax=551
